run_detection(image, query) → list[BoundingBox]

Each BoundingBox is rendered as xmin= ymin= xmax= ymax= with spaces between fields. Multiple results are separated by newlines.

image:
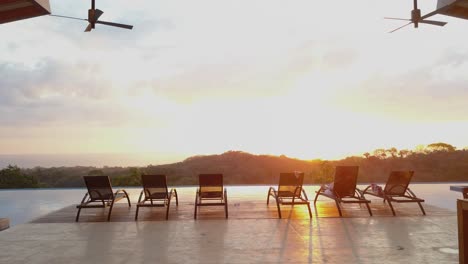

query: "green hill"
xmin=2 ymin=148 xmax=468 ymax=188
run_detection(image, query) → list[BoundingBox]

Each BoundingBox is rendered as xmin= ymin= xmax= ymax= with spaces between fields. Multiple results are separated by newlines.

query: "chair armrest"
xmin=301 ymin=188 xmax=309 ymax=200
xmin=268 ymin=186 xmax=276 ymax=193
xmin=406 ymin=187 xmax=417 ymax=198
xmin=87 ymin=190 xmax=106 ymax=206
xmin=355 ymin=188 xmax=365 ymax=198
xmin=318 ymin=183 xmax=331 ymax=192
xmin=362 ymin=185 xmax=372 ymax=193
xmin=137 ymin=190 xmax=144 ymax=203
xmin=114 ymin=189 xmax=129 ymax=198
xmin=88 ymin=189 xmax=104 ymax=199
xmin=79 ymin=192 xmax=90 ymax=204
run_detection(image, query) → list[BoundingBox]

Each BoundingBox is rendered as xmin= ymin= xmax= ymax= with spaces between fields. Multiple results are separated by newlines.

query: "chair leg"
xmin=335 ymin=200 xmax=342 ymax=217
xmin=302 ymin=189 xmax=309 ymax=201
xmin=175 ymin=189 xmax=179 ymax=206
xmin=135 ymin=205 xmax=140 ymax=221
xmin=75 ymin=193 xmax=89 ymax=222
xmin=108 ymin=199 xmax=116 ymax=221
xmin=267 ymin=189 xmax=271 ymax=205
xmin=75 ymin=207 xmax=82 ymax=222
xmin=418 ymin=202 xmax=426 ymax=215
xmin=224 ymin=190 xmax=228 ymax=219
xmin=166 ymin=199 xmax=171 ymax=220
xmin=125 ymin=194 xmax=131 ymax=207
xmin=387 ymin=200 xmax=396 ymax=216
xmin=275 ymin=197 xmax=282 ymax=219
xmin=313 ymin=190 xmax=321 ymax=205
xmin=306 ymin=203 xmax=312 ymax=219
xmin=194 ymin=191 xmax=198 ymax=220
xmin=365 ymin=202 xmax=373 ymax=216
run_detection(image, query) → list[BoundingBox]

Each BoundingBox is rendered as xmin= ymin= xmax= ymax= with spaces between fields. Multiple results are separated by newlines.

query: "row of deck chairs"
xmin=76 ymin=174 xmax=228 ymax=222
xmin=75 ymin=167 xmax=425 ymax=221
xmin=313 ymin=166 xmax=426 ymax=216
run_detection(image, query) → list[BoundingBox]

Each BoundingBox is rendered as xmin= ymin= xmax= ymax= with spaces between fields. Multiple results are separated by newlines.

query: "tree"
xmin=427 ymin=142 xmax=456 ymax=152
xmin=373 ymin=149 xmax=387 ymax=159
xmin=112 ymin=167 xmax=142 ymax=186
xmin=0 ymin=165 xmax=39 ymax=188
xmin=398 ymin=149 xmax=410 ymax=158
xmin=363 ymin=152 xmax=370 ymax=159
xmin=386 ymin=147 xmax=398 ymax=158
xmin=414 ymin=144 xmax=427 ymax=154
xmin=87 ymin=169 xmax=104 ymax=176
xmin=315 ymin=161 xmax=334 ymax=184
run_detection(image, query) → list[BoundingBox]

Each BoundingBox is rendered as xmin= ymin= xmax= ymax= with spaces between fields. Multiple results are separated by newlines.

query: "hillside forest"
xmin=1 ymin=142 xmax=467 ymax=188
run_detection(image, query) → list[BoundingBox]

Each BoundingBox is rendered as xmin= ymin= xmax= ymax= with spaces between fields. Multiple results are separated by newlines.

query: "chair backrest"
xmin=278 ymin=172 xmax=304 ymax=197
xmin=384 ymin=171 xmax=414 ymax=195
xmin=333 ymin=166 xmax=359 ymax=198
xmin=83 ymin=176 xmax=114 ymax=200
xmin=141 ymin=174 xmax=169 ymax=199
xmin=199 ymin=174 xmax=223 ymax=196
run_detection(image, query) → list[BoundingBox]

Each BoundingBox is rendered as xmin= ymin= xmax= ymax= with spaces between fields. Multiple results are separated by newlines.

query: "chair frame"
xmin=135 ymin=174 xmax=179 ymax=220
xmin=313 ymin=166 xmax=372 ymax=216
xmin=76 ymin=175 xmax=131 ymax=222
xmin=362 ymin=171 xmax=425 ymax=216
xmin=194 ymin=174 xmax=228 ymax=219
xmin=267 ymin=172 xmax=312 ymax=219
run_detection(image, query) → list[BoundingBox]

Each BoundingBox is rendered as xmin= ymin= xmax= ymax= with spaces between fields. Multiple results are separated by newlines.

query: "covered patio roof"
xmin=0 ymin=0 xmax=50 ymax=24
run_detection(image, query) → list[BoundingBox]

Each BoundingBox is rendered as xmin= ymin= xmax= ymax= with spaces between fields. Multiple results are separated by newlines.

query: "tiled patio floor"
xmin=0 ymin=186 xmax=459 ymax=263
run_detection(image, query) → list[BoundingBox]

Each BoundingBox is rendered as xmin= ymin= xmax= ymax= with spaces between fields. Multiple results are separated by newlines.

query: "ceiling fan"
xmin=50 ymin=0 xmax=133 ymax=32
xmin=385 ymin=0 xmax=447 ymax=33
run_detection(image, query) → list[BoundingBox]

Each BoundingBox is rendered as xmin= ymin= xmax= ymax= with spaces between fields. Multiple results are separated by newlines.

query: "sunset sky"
xmin=1 ymin=0 xmax=468 ymax=167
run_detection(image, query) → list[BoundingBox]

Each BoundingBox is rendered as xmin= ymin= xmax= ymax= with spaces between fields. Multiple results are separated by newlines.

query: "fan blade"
xmin=94 ymin=9 xmax=104 ymax=21
xmin=95 ymin=20 xmax=133 ymax=30
xmin=420 ymin=4 xmax=452 ymax=20
xmin=419 ymin=20 xmax=447 ymax=26
xmin=84 ymin=23 xmax=92 ymax=32
xmin=384 ymin=17 xmax=411 ymax=21
xmin=388 ymin=22 xmax=412 ymax=33
xmin=420 ymin=10 xmax=440 ymax=20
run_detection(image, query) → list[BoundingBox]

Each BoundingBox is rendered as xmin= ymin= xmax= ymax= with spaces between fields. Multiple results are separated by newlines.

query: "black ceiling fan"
xmin=50 ymin=0 xmax=133 ymax=32
xmin=385 ymin=0 xmax=447 ymax=33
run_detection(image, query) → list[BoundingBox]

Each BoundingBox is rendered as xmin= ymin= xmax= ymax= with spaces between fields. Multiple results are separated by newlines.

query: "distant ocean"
xmin=0 ymin=153 xmax=184 ymax=168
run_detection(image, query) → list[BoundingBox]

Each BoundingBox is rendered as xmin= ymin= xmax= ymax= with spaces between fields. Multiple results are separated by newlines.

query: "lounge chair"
xmin=313 ymin=166 xmax=372 ymax=216
xmin=267 ymin=172 xmax=312 ymax=219
xmin=194 ymin=174 xmax=228 ymax=219
xmin=135 ymin=174 xmax=179 ymax=220
xmin=362 ymin=171 xmax=425 ymax=216
xmin=76 ymin=175 xmax=131 ymax=222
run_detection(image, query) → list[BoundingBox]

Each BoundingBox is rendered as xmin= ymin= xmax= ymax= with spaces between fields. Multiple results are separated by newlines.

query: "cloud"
xmin=0 ymin=59 xmax=121 ymax=126
xmin=0 ymin=59 xmax=110 ymax=101
xmin=333 ymin=55 xmax=468 ymax=121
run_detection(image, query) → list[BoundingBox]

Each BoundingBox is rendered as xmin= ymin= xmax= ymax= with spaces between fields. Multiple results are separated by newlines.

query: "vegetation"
xmin=0 ymin=165 xmax=39 ymax=188
xmin=1 ymin=142 xmax=467 ymax=188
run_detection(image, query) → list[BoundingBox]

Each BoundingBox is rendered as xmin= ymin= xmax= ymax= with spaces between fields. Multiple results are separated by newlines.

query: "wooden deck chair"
xmin=267 ymin=172 xmax=312 ymax=219
xmin=313 ymin=166 xmax=372 ymax=216
xmin=194 ymin=174 xmax=228 ymax=219
xmin=76 ymin=176 xmax=131 ymax=222
xmin=362 ymin=171 xmax=425 ymax=216
xmin=135 ymin=174 xmax=179 ymax=220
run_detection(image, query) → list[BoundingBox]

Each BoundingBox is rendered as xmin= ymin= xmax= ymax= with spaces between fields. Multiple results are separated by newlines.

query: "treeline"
xmin=1 ymin=143 xmax=468 ymax=189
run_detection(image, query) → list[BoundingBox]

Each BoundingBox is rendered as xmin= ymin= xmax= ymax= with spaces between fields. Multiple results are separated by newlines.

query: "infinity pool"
xmin=0 ymin=183 xmax=465 ymax=227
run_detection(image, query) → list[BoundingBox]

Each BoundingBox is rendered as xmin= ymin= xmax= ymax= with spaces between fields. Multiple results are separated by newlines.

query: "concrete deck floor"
xmin=0 ymin=186 xmax=460 ymax=263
